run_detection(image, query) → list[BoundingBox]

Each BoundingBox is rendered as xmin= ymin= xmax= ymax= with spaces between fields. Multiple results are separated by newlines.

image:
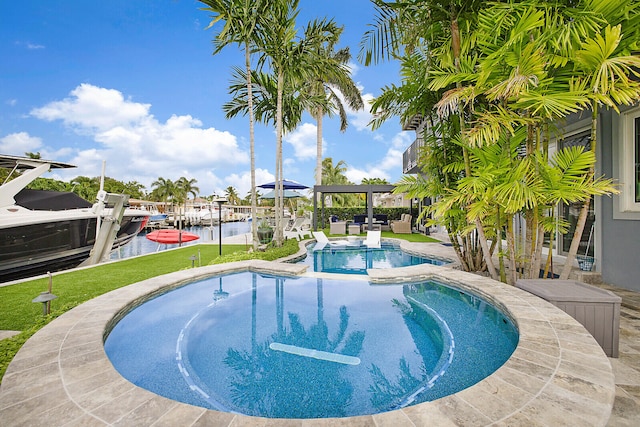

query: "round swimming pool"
xmin=104 ymin=271 xmax=518 ymax=419
xmin=297 ymin=240 xmax=448 ymax=274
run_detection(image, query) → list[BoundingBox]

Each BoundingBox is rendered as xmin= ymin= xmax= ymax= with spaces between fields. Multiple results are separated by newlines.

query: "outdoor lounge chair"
xmin=284 ymin=217 xmax=312 ymax=241
xmin=391 ymin=214 xmax=412 ymax=234
xmin=363 ymin=230 xmax=381 ymax=248
xmin=312 ymin=231 xmax=349 ymax=250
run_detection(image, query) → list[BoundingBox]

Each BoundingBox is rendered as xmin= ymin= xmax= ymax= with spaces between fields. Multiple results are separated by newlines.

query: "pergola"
xmin=312 ymin=184 xmax=397 ymax=231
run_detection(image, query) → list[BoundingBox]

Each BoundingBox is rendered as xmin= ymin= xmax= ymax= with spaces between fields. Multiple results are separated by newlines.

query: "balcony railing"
xmin=402 ymin=137 xmax=423 ymax=174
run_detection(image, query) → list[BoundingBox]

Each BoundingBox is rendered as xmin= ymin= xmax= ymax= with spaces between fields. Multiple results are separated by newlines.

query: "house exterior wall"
xmin=598 ymin=107 xmax=640 ymax=292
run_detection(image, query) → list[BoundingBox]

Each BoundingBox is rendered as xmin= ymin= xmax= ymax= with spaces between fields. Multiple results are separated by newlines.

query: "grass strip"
xmin=0 ymin=239 xmax=300 ymax=382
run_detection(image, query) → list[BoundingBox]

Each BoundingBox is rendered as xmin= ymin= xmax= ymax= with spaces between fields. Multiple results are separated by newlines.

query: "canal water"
xmin=110 ymin=222 xmax=252 ymax=260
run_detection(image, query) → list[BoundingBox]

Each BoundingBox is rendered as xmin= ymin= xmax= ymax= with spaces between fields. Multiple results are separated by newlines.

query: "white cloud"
xmin=31 ymin=84 xmax=151 ymax=132
xmin=6 ymin=99 xmax=17 ymax=107
xmin=284 ymin=123 xmax=318 ymax=160
xmin=15 ymin=41 xmax=45 ymax=50
xmin=348 ymin=92 xmax=376 ymax=131
xmin=0 ymin=132 xmax=42 ymax=154
xmin=224 ymin=168 xmax=274 ymax=200
xmin=347 ymin=61 xmax=360 ymax=77
xmin=27 ymin=84 xmax=249 ymax=195
xmin=345 ymin=132 xmax=411 ymax=184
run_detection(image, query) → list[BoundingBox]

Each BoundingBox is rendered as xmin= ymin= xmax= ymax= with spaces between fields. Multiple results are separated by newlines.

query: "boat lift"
xmin=80 ymin=191 xmax=128 ymax=266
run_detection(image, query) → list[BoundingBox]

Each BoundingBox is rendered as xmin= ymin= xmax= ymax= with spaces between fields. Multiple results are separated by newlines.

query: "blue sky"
xmin=0 ymin=0 xmax=408 ymax=198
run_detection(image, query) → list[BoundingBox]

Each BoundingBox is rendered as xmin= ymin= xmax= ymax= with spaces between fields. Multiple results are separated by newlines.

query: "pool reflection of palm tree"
xmin=367 ymin=286 xmax=447 ymax=410
xmin=224 ymin=277 xmax=365 ymax=418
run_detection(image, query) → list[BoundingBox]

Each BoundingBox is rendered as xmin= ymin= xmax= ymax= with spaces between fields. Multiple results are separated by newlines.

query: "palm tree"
xmin=361 ymin=177 xmax=389 ymax=185
xmin=199 ymin=0 xmax=271 ymax=250
xmin=151 ymin=177 xmax=176 ymax=218
xmin=300 ymin=35 xmax=363 ymax=192
xmin=175 ymin=177 xmax=199 ymax=235
xmin=362 ymin=0 xmax=637 ymax=282
xmin=70 ymin=176 xmax=99 ymax=201
xmin=321 ymin=157 xmax=354 ymax=206
xmin=559 ymin=20 xmax=640 ymax=278
xmin=246 ymin=2 xmax=343 ymax=245
xmin=175 ymin=177 xmax=199 ymax=203
xmin=224 ymin=185 xmax=240 ymax=205
xmin=361 ymin=0 xmax=494 ymax=274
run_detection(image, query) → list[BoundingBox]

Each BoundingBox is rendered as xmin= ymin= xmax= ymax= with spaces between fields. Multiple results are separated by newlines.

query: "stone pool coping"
xmin=0 ymin=258 xmax=615 ymax=426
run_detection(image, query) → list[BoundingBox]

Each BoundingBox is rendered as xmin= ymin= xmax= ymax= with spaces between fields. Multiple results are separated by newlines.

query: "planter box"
xmin=516 ymin=279 xmax=621 ymax=357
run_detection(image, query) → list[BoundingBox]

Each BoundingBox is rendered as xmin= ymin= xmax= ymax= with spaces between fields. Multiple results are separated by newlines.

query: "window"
xmin=559 ymin=130 xmax=594 ymax=256
xmin=619 ymin=108 xmax=640 ymax=213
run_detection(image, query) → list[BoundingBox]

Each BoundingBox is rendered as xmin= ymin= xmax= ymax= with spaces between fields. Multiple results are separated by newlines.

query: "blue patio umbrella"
xmin=257 ymin=179 xmax=309 ymax=190
xmin=259 ymin=189 xmax=306 ymax=199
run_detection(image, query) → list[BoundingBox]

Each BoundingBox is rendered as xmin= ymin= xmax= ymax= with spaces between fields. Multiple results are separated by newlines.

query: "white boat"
xmin=184 ymin=204 xmax=235 ymax=225
xmin=0 ymin=155 xmax=150 ymax=282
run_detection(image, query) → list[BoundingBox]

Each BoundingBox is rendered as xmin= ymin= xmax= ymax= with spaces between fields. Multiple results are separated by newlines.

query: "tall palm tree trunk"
xmin=274 ymin=68 xmax=285 ymax=245
xmin=246 ymin=44 xmax=259 ymax=250
xmin=315 ymin=108 xmax=323 ymax=207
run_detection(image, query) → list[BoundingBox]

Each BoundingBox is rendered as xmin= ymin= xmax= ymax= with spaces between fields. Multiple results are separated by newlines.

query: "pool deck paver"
xmin=1 ymin=237 xmax=637 ymax=426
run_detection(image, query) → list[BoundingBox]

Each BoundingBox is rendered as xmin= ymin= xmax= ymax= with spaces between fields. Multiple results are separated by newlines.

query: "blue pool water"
xmin=297 ymin=240 xmax=447 ymax=274
xmin=104 ymin=272 xmax=518 ymax=419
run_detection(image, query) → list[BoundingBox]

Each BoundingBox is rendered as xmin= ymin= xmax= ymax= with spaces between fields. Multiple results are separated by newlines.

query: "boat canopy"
xmin=0 ymin=154 xmax=76 ymax=170
xmin=15 ymin=189 xmax=93 ymax=211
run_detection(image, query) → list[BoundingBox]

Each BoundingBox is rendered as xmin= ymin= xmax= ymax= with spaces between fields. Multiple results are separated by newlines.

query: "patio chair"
xmin=390 ymin=214 xmax=412 ymax=234
xmin=363 ymin=230 xmax=381 ymax=248
xmin=284 ymin=217 xmax=312 ymax=241
xmin=312 ymin=231 xmax=349 ymax=250
xmin=297 ymin=218 xmax=312 ymax=240
xmin=329 ymin=220 xmax=347 ymax=235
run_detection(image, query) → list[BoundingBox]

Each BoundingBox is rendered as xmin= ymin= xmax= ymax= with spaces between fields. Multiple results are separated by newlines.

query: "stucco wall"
xmin=599 ymin=109 xmax=640 ymax=292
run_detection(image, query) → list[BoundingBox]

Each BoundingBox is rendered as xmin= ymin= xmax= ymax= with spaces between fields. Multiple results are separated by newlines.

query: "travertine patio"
xmin=0 ymin=241 xmax=624 ymax=426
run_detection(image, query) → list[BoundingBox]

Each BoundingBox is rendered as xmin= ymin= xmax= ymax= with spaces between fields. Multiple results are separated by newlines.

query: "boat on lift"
xmin=0 ymin=154 xmax=150 ymax=283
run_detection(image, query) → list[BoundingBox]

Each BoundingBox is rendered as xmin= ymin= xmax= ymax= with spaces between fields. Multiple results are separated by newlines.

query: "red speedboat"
xmin=146 ymin=229 xmax=200 ymax=244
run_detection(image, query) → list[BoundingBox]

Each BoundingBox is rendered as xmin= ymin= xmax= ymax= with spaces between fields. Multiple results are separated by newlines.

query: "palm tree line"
xmin=2 ymin=153 xmax=378 ymax=211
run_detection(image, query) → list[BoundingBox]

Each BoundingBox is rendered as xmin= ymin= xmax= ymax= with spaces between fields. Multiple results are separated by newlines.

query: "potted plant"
xmin=257 ymin=218 xmax=273 ymax=244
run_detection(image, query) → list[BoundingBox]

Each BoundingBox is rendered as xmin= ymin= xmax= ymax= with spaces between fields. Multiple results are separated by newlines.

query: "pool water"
xmin=104 ymin=272 xmax=518 ymax=419
xmin=298 ymin=240 xmax=447 ymax=274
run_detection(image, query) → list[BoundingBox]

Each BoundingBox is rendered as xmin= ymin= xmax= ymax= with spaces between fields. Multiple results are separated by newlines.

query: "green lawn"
xmin=0 ymin=240 xmax=303 ymax=381
xmin=0 ymin=244 xmax=239 ymax=331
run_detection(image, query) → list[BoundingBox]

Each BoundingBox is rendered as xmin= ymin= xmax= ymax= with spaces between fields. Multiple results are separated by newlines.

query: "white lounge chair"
xmin=363 ymin=230 xmax=381 ymax=248
xmin=284 ymin=217 xmax=312 ymax=241
xmin=312 ymin=231 xmax=349 ymax=250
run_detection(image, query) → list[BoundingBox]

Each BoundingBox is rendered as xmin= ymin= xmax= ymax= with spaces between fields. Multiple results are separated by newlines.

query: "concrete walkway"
xmin=594 ymin=283 xmax=640 ymax=426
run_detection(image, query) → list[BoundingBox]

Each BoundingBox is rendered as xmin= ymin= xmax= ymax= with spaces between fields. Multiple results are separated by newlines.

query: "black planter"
xmin=257 ymin=228 xmax=273 ymax=244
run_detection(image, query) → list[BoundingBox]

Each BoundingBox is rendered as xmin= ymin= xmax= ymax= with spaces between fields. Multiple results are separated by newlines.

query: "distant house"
xmin=374 ymin=192 xmax=411 ymax=208
xmin=401 ymin=106 xmax=640 ymax=292
xmin=401 ymin=115 xmax=431 ymax=234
